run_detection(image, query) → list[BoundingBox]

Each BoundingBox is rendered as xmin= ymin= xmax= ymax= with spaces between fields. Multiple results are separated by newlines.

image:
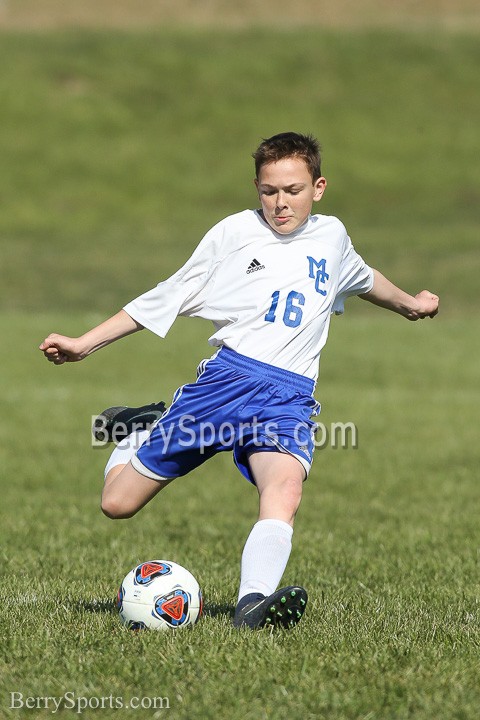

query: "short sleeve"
xmin=332 ymin=234 xmax=374 ymax=315
xmin=123 ymin=221 xmax=225 ymax=337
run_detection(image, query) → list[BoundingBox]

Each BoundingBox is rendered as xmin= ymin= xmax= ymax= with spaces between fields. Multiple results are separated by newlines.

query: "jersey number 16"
xmin=264 ymin=290 xmax=305 ymax=328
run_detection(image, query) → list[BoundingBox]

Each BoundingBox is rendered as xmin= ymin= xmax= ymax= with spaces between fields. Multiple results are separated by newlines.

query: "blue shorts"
xmin=131 ymin=347 xmax=321 ymax=484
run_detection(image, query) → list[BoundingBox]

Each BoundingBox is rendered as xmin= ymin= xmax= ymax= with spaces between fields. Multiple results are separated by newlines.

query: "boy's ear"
xmin=313 ymin=177 xmax=327 ymax=201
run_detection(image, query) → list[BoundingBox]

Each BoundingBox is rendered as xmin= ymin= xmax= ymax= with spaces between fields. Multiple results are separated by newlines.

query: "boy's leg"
xmin=104 ymin=464 xmax=126 ymax=487
xmin=234 ymin=451 xmax=308 ymax=629
xmin=101 ymin=429 xmax=173 ymax=519
xmin=101 ymin=462 xmax=173 ymax=519
xmin=250 ymin=451 xmax=304 ymax=526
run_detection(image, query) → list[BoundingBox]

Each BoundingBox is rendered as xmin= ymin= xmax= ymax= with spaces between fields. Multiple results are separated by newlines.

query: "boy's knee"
xmin=282 ymin=476 xmax=303 ymax=511
xmin=101 ymin=494 xmax=136 ymax=520
xmin=259 ymin=475 xmax=303 ymax=525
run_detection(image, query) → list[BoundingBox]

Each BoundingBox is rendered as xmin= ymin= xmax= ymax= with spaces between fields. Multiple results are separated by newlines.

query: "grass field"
xmin=0 ymin=30 xmax=478 ymax=314
xmin=1 ymin=314 xmax=479 ymax=719
xmin=1 ymin=14 xmax=479 ymax=720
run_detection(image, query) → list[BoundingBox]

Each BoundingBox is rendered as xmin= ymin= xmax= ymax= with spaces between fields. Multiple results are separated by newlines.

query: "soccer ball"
xmin=117 ymin=560 xmax=203 ymax=630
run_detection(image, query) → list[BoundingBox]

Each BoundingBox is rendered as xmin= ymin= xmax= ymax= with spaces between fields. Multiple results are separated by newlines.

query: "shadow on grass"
xmin=77 ymin=597 xmax=235 ymax=619
xmin=203 ymin=602 xmax=235 ymax=620
xmin=78 ymin=598 xmax=117 ymax=615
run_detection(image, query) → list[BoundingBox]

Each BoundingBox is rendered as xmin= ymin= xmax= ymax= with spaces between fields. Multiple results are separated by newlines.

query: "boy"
xmin=40 ymin=132 xmax=439 ymax=630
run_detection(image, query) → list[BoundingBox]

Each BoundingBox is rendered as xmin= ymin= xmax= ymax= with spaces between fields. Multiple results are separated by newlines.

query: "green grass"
xmin=1 ymin=312 xmax=479 ymax=719
xmin=0 ymin=29 xmax=479 ymax=313
xmin=1 ymin=24 xmax=479 ymax=720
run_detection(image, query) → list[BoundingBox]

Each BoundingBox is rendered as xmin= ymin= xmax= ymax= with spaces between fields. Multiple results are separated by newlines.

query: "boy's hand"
xmin=39 ymin=334 xmax=86 ymax=365
xmin=39 ymin=311 xmax=144 ymax=365
xmin=412 ymin=290 xmax=439 ymax=320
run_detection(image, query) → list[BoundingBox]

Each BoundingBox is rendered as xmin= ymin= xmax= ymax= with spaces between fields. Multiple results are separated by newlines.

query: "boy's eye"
xmin=262 ymin=189 xmax=301 ymax=196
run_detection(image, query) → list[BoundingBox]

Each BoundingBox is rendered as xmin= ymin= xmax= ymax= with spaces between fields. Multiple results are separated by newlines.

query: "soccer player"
xmin=40 ymin=132 xmax=439 ymax=630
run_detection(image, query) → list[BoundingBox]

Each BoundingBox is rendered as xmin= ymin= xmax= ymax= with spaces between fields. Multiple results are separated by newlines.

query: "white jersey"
xmin=123 ymin=210 xmax=374 ymax=382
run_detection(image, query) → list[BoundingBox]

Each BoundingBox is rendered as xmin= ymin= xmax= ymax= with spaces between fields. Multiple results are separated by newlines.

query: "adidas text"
xmin=246 ymin=258 xmax=265 ymax=274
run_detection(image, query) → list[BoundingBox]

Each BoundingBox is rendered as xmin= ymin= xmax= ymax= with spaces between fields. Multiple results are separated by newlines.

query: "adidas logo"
xmin=246 ymin=258 xmax=265 ymax=274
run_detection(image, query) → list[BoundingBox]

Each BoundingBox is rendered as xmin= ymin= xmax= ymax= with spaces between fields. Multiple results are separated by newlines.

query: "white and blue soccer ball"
xmin=117 ymin=560 xmax=203 ymax=630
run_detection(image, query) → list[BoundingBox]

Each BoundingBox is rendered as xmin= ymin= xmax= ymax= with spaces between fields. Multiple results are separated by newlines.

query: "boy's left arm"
xmin=359 ymin=269 xmax=439 ymax=320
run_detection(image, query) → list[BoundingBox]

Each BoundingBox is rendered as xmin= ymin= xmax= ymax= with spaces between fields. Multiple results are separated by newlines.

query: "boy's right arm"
xmin=39 ymin=310 xmax=143 ymax=365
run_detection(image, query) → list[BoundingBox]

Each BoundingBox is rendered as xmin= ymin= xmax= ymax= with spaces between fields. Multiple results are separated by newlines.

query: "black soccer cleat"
xmin=92 ymin=402 xmax=166 ymax=443
xmin=233 ymin=586 xmax=308 ymax=630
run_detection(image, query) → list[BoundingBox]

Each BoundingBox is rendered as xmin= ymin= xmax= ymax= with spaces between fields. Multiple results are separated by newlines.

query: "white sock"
xmin=103 ymin=429 xmax=150 ymax=478
xmin=237 ymin=518 xmax=293 ymax=603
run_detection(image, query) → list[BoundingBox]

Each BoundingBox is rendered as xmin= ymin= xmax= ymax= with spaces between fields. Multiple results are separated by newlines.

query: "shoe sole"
xmin=92 ymin=406 xmax=127 ymax=442
xmin=237 ymin=586 xmax=308 ymax=630
xmin=93 ymin=404 xmax=167 ymax=443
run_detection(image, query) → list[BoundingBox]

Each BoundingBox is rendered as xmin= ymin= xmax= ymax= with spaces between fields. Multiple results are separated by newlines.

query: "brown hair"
xmin=252 ymin=132 xmax=322 ymax=181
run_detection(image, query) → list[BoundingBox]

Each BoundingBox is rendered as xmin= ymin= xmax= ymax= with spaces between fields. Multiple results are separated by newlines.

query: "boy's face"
xmin=255 ymin=157 xmax=327 ymax=235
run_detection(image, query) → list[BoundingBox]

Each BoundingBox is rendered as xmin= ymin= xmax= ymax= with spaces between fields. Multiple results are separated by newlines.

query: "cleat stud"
xmin=277 ymin=612 xmax=283 ymax=618
xmin=281 ymin=596 xmax=286 ymax=604
xmin=270 ymin=605 xmax=276 ymax=612
xmin=265 ymin=617 xmax=271 ymax=624
xmin=296 ymin=610 xmax=302 ymax=618
xmin=290 ymin=591 xmax=296 ymax=598
xmin=300 ymin=598 xmax=306 ymax=606
xmin=287 ymin=609 xmax=293 ymax=615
